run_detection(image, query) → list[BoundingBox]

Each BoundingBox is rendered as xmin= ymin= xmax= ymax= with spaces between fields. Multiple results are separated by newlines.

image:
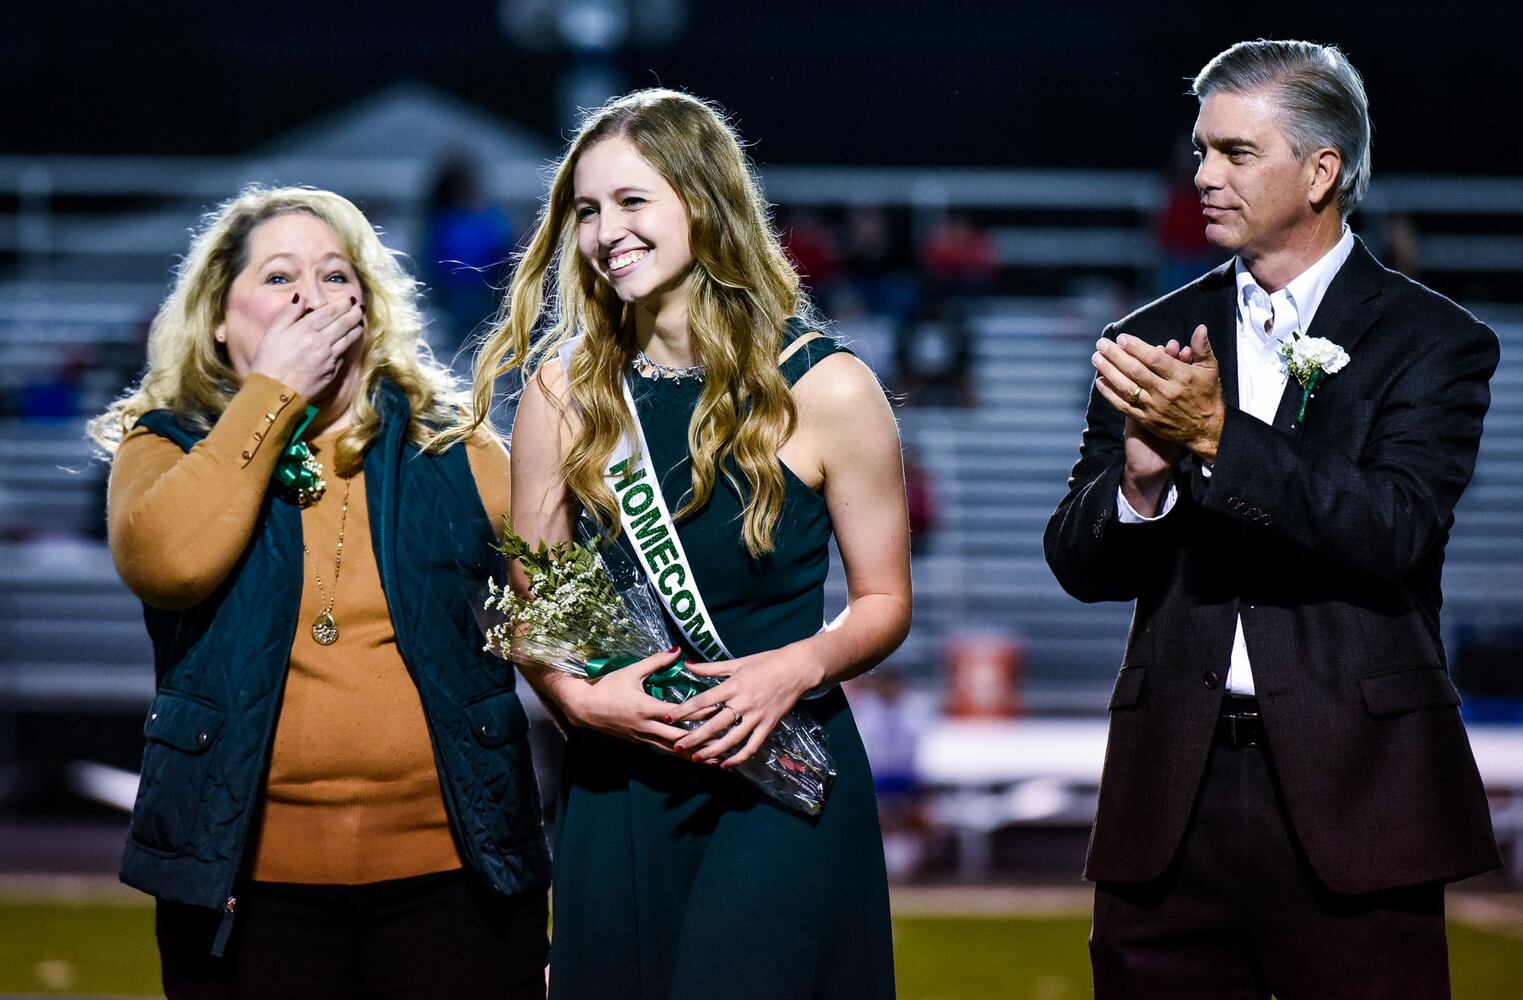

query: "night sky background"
xmin=9 ymin=1 xmax=1518 ymax=174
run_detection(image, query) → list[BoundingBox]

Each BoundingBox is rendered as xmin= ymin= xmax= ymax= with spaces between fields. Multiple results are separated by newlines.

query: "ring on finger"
xmin=726 ymin=705 xmax=743 ymax=727
xmin=1129 ymin=385 xmax=1143 ymax=406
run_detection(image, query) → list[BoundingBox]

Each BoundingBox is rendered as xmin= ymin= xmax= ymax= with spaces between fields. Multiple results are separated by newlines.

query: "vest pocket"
xmin=461 ymin=688 xmax=544 ymax=861
xmin=465 ymin=689 xmax=529 ymax=748
xmin=129 ymin=691 xmax=226 ymax=855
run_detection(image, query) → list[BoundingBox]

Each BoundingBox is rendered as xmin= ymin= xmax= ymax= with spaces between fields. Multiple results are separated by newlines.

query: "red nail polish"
xmin=691 ymin=754 xmax=703 ymax=762
xmin=291 ymin=292 xmax=300 ymax=304
xmin=663 ymin=714 xmax=673 ymax=723
xmin=673 ymin=744 xmax=684 ymax=753
xmin=667 ymin=645 xmax=680 ymax=654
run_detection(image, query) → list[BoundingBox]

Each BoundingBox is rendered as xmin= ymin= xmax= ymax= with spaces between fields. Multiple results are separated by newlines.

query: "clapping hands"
xmin=1093 ymin=326 xmax=1223 ymax=514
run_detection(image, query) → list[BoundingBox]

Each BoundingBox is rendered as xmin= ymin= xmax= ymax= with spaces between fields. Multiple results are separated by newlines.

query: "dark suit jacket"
xmin=1044 ymin=239 xmax=1503 ymax=895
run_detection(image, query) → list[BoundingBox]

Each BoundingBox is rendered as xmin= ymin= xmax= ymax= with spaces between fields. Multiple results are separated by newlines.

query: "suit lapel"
xmin=1196 ymin=261 xmax=1239 ymax=410
xmin=1270 ymin=237 xmax=1388 ymax=433
xmin=1270 ymin=370 xmax=1306 ymax=432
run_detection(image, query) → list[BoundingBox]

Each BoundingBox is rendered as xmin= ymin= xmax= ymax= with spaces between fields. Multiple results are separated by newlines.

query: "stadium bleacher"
xmin=3 ymin=141 xmax=1522 ymax=867
xmin=4 ymin=297 xmax=1521 ymax=712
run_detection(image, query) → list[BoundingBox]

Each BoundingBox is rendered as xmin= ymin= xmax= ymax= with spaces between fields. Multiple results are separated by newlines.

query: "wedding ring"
xmin=727 ymin=706 xmax=743 ymax=727
xmin=1129 ymin=386 xmax=1143 ymax=406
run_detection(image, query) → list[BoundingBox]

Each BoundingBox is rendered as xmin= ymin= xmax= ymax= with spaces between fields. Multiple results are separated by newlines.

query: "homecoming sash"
xmin=559 ymin=340 xmax=735 ymax=662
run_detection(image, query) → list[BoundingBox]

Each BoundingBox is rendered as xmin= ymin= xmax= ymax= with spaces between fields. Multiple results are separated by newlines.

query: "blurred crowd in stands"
xmin=0 ymin=139 xmax=1439 ymax=577
xmin=4 ymin=151 xmax=1522 ymax=883
xmin=0 ymin=140 xmax=1438 ymax=433
xmin=780 ymin=206 xmax=982 ymax=410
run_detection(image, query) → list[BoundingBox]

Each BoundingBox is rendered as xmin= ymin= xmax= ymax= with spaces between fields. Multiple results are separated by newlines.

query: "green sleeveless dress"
xmin=547 ymin=327 xmax=896 ymax=1000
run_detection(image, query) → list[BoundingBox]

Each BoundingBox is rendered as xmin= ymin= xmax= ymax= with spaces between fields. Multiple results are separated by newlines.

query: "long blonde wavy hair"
xmin=460 ymin=89 xmax=812 ymax=556
xmin=89 ymin=186 xmax=471 ymax=473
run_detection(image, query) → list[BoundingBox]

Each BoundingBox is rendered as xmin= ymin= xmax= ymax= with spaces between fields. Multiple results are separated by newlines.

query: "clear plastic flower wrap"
xmin=483 ymin=513 xmax=836 ymax=817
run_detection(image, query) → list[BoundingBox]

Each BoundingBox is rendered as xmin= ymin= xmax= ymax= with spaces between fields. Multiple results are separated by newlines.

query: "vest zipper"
xmin=211 ymin=895 xmax=236 ymax=957
xmin=372 ymin=451 xmax=495 ymax=886
xmin=210 ymin=538 xmax=303 ymax=957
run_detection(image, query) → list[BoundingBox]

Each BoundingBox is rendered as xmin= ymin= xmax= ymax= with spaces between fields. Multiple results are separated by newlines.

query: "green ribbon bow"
xmin=585 ymin=655 xmax=704 ymax=703
xmin=274 ymin=405 xmax=326 ymax=502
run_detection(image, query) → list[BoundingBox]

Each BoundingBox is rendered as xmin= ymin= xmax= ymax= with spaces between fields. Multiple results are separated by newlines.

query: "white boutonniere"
xmin=1279 ymin=333 xmax=1351 ymax=422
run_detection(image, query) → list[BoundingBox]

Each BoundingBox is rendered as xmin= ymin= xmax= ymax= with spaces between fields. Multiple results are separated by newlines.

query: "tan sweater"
xmin=109 ymin=374 xmax=510 ymax=884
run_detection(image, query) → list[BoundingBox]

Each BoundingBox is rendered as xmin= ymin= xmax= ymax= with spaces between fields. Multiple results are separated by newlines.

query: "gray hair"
xmin=1191 ymin=40 xmax=1372 ymax=215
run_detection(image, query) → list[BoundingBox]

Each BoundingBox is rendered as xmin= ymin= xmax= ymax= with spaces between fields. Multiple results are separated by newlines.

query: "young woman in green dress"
xmin=467 ymin=88 xmax=911 ymax=999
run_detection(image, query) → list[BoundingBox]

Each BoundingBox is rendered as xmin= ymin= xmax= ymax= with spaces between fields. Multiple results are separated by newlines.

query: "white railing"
xmin=5 ymin=156 xmax=1523 ymax=275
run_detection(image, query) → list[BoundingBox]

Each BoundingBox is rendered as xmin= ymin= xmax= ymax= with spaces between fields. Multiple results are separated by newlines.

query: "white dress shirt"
xmin=1116 ymin=228 xmax=1355 ymax=693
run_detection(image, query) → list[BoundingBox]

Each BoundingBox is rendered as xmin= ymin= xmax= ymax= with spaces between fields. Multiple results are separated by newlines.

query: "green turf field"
xmin=893 ymin=915 xmax=1523 ymax=999
xmin=1 ymin=901 xmax=1519 ymax=998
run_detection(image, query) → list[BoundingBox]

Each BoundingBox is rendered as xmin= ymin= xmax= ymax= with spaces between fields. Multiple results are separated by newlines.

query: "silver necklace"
xmin=632 ymin=349 xmax=706 ymax=384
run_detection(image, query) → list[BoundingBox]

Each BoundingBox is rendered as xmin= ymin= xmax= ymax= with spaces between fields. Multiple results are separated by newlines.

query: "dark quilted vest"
xmin=119 ymin=382 xmax=549 ymax=909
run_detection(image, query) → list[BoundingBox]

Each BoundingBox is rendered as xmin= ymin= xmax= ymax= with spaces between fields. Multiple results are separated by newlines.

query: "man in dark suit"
xmin=1044 ymin=40 xmax=1502 ymax=999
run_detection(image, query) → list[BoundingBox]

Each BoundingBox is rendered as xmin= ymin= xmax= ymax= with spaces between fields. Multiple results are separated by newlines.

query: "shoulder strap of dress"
xmin=556 ymin=336 xmax=581 ymax=381
xmin=778 ymin=318 xmax=853 ymax=387
xmin=551 ymin=336 xmax=589 ymax=419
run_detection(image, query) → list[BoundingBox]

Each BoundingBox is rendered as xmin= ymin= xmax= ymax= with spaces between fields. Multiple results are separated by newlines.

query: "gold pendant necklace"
xmin=302 ymin=477 xmax=351 ymax=646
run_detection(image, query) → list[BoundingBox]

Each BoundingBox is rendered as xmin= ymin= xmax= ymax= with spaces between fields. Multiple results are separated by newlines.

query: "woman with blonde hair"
xmin=91 ymin=186 xmax=549 ymax=999
xmin=469 ymin=89 xmax=908 ymax=998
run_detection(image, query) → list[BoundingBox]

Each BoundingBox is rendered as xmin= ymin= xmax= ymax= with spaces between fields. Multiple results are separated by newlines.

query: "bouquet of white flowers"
xmin=483 ymin=514 xmax=836 ymax=817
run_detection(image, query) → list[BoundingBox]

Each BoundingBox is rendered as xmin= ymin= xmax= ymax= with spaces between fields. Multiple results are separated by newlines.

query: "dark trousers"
xmin=157 ymin=869 xmax=549 ymax=1000
xmin=1091 ymin=741 xmax=1449 ymax=999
